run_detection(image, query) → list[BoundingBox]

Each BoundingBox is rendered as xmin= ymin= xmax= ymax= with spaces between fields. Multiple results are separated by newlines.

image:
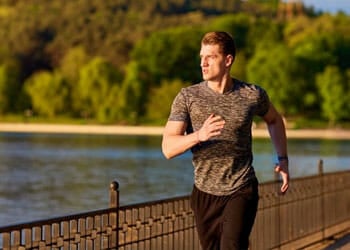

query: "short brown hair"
xmin=201 ymin=31 xmax=236 ymax=59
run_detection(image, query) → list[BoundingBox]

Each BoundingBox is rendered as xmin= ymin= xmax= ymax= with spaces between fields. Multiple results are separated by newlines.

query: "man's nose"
xmin=201 ymin=58 xmax=208 ymax=67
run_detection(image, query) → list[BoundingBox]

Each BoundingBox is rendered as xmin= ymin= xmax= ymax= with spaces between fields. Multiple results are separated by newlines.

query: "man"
xmin=162 ymin=31 xmax=289 ymax=250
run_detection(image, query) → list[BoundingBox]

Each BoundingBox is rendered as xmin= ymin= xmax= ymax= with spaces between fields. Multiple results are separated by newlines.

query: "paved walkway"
xmin=324 ymin=233 xmax=350 ymax=250
xmin=305 ymin=232 xmax=350 ymax=250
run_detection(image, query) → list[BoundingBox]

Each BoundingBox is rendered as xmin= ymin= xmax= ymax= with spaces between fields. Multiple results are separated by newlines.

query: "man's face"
xmin=199 ymin=44 xmax=228 ymax=81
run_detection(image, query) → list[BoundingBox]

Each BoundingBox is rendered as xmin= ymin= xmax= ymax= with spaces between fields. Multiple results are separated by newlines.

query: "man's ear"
xmin=225 ymin=54 xmax=235 ymax=67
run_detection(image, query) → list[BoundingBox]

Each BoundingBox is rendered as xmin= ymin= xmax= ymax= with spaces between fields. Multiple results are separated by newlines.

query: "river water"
xmin=0 ymin=132 xmax=349 ymax=226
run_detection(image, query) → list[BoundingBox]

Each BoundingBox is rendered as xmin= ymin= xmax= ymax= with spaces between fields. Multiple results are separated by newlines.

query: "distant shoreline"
xmin=0 ymin=123 xmax=350 ymax=140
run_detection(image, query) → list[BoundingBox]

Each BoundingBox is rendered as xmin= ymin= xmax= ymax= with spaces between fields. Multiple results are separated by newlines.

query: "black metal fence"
xmin=0 ymin=160 xmax=349 ymax=250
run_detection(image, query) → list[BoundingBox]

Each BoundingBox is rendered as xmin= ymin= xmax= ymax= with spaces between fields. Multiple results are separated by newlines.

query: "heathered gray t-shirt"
xmin=168 ymin=79 xmax=270 ymax=196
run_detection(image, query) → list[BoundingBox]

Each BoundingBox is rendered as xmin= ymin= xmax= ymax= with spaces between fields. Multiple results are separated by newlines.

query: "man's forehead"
xmin=200 ymin=44 xmax=221 ymax=54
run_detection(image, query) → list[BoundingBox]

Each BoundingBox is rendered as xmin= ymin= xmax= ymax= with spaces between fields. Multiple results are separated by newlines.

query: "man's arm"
xmin=162 ymin=114 xmax=225 ymax=159
xmin=162 ymin=120 xmax=199 ymax=159
xmin=263 ymin=103 xmax=290 ymax=194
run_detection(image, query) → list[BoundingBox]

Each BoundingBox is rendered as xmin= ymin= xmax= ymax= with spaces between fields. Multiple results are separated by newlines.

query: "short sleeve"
xmin=255 ymin=86 xmax=270 ymax=117
xmin=168 ymin=88 xmax=190 ymax=122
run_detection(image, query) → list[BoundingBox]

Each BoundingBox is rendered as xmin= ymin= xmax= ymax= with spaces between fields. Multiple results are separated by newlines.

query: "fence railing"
xmin=0 ymin=160 xmax=349 ymax=250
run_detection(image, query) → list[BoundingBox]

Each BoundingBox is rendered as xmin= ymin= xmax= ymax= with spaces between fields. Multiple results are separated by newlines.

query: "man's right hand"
xmin=197 ymin=114 xmax=225 ymax=142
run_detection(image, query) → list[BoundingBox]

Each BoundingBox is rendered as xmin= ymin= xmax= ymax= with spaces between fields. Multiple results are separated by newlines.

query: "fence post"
xmin=110 ymin=181 xmax=119 ymax=208
xmin=318 ymin=160 xmax=325 ymax=243
xmin=275 ymin=169 xmax=281 ymax=249
xmin=109 ymin=181 xmax=119 ymax=249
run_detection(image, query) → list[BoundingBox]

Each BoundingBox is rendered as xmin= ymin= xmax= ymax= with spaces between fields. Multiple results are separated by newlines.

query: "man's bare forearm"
xmin=267 ymin=115 xmax=287 ymax=157
xmin=162 ymin=132 xmax=199 ymax=159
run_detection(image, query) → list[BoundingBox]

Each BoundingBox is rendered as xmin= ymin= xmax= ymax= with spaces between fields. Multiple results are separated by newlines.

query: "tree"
xmin=316 ymin=66 xmax=349 ymax=125
xmin=0 ymin=1 xmax=55 ymax=79
xmin=58 ymin=46 xmax=90 ymax=84
xmin=131 ymin=26 xmax=203 ymax=87
xmin=285 ymin=14 xmax=350 ymax=117
xmin=0 ymin=61 xmax=21 ymax=114
xmin=115 ymin=61 xmax=147 ymax=124
xmin=246 ymin=42 xmax=303 ymax=115
xmin=286 ymin=14 xmax=350 ymax=73
xmin=208 ymin=13 xmax=252 ymax=50
xmin=74 ymin=57 xmax=123 ymax=123
xmin=0 ymin=0 xmax=349 ymax=124
xmin=23 ymin=71 xmax=69 ymax=117
xmin=129 ymin=26 xmax=204 ymax=123
xmin=145 ymin=79 xmax=190 ymax=124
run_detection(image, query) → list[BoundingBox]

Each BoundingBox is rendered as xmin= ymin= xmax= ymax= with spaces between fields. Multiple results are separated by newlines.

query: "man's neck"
xmin=207 ymin=76 xmax=234 ymax=94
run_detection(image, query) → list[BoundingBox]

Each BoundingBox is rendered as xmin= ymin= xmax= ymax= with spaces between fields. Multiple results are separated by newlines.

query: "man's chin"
xmin=202 ymin=75 xmax=209 ymax=81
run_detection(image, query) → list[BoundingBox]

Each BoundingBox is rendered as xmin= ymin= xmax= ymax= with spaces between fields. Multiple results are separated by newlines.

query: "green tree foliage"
xmin=146 ymin=79 xmax=190 ymax=124
xmin=246 ymin=42 xmax=302 ymax=115
xmin=316 ymin=66 xmax=349 ymax=124
xmin=0 ymin=61 xmax=21 ymax=114
xmin=284 ymin=14 xmax=350 ymax=116
xmin=131 ymin=26 xmax=203 ymax=87
xmin=117 ymin=61 xmax=147 ymax=124
xmin=208 ymin=13 xmax=284 ymax=81
xmin=247 ymin=17 xmax=284 ymax=55
xmin=59 ymin=46 xmax=90 ymax=85
xmin=129 ymin=26 xmax=205 ymax=123
xmin=24 ymin=71 xmax=69 ymax=117
xmin=0 ymin=0 xmax=212 ymax=76
xmin=230 ymin=52 xmax=248 ymax=81
xmin=286 ymin=14 xmax=350 ymax=72
xmin=0 ymin=1 xmax=349 ymax=125
xmin=208 ymin=13 xmax=252 ymax=50
xmin=0 ymin=1 xmax=55 ymax=79
xmin=74 ymin=57 xmax=123 ymax=123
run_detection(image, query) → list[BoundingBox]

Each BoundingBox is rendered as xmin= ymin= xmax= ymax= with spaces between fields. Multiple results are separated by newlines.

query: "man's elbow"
xmin=162 ymin=148 xmax=175 ymax=159
xmin=162 ymin=141 xmax=173 ymax=159
xmin=162 ymin=150 xmax=172 ymax=159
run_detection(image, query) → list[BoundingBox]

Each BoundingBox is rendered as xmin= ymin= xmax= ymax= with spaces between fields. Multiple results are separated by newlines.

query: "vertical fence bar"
xmin=109 ymin=181 xmax=119 ymax=249
xmin=275 ymin=170 xmax=281 ymax=250
xmin=79 ymin=218 xmax=86 ymax=250
xmin=70 ymin=220 xmax=77 ymax=250
xmin=318 ymin=159 xmax=325 ymax=243
xmin=44 ymin=224 xmax=52 ymax=249
xmin=24 ymin=228 xmax=32 ymax=248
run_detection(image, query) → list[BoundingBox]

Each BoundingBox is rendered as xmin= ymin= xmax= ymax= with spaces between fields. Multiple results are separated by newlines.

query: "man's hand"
xmin=275 ymin=160 xmax=289 ymax=194
xmin=197 ymin=114 xmax=225 ymax=142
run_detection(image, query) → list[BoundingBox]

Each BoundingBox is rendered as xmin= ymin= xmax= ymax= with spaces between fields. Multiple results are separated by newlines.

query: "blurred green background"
xmin=0 ymin=0 xmax=349 ymax=128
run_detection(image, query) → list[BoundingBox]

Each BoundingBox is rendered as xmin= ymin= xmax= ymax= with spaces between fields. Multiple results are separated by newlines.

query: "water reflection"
xmin=0 ymin=133 xmax=349 ymax=226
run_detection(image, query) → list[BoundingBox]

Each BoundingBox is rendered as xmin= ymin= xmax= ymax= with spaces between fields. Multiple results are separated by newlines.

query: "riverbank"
xmin=0 ymin=122 xmax=350 ymax=139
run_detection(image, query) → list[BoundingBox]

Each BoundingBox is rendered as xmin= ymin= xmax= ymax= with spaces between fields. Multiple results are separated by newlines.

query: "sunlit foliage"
xmin=0 ymin=1 xmax=349 ymax=125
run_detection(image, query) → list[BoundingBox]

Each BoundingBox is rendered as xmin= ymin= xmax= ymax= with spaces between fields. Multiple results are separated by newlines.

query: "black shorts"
xmin=190 ymin=179 xmax=259 ymax=250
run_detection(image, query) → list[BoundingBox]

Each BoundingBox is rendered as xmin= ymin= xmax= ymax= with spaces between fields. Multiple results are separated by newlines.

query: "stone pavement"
xmin=304 ymin=232 xmax=350 ymax=250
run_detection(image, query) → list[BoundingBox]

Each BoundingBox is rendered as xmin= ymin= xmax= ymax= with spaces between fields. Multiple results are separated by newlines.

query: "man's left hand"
xmin=275 ymin=161 xmax=289 ymax=194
